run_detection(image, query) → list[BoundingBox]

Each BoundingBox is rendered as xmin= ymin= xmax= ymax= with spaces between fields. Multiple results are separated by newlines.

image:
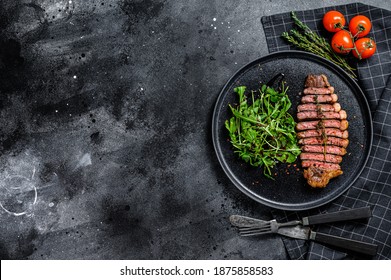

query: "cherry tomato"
xmin=349 ymin=15 xmax=372 ymax=38
xmin=331 ymin=30 xmax=354 ymax=54
xmin=352 ymin=38 xmax=376 ymax=59
xmin=323 ymin=11 xmax=346 ymax=32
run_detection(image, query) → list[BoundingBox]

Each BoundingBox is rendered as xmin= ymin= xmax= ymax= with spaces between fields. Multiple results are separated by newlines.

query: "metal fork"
xmin=238 ymin=219 xmax=300 ymax=236
xmin=231 ymin=207 xmax=373 ymax=236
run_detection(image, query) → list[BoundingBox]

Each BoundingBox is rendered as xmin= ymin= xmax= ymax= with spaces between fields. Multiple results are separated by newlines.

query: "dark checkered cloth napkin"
xmin=261 ymin=3 xmax=391 ymax=260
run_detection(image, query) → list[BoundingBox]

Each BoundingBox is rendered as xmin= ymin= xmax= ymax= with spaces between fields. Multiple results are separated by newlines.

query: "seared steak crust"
xmin=304 ymin=74 xmax=331 ymax=88
xmin=304 ymin=167 xmax=343 ymax=188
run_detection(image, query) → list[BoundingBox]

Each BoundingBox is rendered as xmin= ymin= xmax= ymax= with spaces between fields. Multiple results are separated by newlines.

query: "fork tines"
xmin=238 ymin=225 xmax=272 ymax=236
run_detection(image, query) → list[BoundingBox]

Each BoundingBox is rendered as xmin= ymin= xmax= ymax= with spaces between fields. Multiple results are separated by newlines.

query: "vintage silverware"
xmin=230 ymin=206 xmax=377 ymax=256
xmin=230 ymin=206 xmax=371 ymax=231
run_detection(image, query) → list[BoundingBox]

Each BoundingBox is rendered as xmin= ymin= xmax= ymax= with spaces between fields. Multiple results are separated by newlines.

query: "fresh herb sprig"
xmin=225 ymin=83 xmax=301 ymax=179
xmin=282 ymin=11 xmax=357 ymax=79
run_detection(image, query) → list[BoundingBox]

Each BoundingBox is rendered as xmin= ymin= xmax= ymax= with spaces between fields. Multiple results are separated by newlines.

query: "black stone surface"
xmin=0 ymin=0 xmax=389 ymax=260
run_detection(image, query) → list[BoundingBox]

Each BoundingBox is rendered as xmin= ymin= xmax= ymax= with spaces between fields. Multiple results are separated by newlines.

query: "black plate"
xmin=212 ymin=51 xmax=373 ymax=211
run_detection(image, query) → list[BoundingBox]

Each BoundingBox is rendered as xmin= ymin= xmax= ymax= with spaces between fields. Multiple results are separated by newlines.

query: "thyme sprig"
xmin=282 ymin=11 xmax=357 ymax=79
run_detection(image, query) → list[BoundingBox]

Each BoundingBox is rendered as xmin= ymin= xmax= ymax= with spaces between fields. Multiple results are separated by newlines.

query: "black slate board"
xmin=212 ymin=51 xmax=373 ymax=211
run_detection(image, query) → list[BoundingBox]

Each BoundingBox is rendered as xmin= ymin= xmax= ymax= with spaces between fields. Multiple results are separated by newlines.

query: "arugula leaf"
xmin=225 ymin=82 xmax=301 ymax=179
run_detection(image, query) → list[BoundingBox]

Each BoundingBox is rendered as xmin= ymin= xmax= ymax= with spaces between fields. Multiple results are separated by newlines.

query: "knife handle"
xmin=303 ymin=207 xmax=372 ymax=226
xmin=310 ymin=231 xmax=378 ymax=256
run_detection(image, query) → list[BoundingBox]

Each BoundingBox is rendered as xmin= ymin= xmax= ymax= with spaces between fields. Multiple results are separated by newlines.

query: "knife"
xmin=230 ymin=206 xmax=372 ymax=228
xmin=277 ymin=225 xmax=378 ymax=256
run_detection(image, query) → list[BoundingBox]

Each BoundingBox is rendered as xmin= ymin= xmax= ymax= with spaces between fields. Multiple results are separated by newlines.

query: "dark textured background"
xmin=0 ymin=0 xmax=389 ymax=260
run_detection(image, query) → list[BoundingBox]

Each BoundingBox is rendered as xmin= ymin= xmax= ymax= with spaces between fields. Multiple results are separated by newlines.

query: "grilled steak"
xmin=303 ymin=87 xmax=334 ymax=94
xmin=297 ymin=74 xmax=349 ymax=188
xmin=298 ymin=136 xmax=349 ymax=148
xmin=301 ymin=145 xmax=347 ymax=156
xmin=297 ymin=103 xmax=341 ymax=112
xmin=300 ymin=153 xmax=343 ymax=164
xmin=296 ymin=120 xmax=348 ymax=131
xmin=301 ymin=160 xmax=341 ymax=170
xmin=304 ymin=167 xmax=343 ymax=188
xmin=305 ymin=74 xmax=331 ymax=88
xmin=297 ymin=128 xmax=349 ymax=139
xmin=297 ymin=110 xmax=347 ymax=121
xmin=301 ymin=94 xmax=338 ymax=103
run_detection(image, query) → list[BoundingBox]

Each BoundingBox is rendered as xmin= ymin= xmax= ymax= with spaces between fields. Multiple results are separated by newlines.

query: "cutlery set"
xmin=230 ymin=207 xmax=378 ymax=256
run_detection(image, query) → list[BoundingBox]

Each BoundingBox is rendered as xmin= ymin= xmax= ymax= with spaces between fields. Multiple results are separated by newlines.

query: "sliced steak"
xmin=300 ymin=152 xmax=343 ymax=164
xmin=298 ymin=136 xmax=349 ymax=148
xmin=298 ymin=74 xmax=348 ymax=188
xmin=297 ymin=128 xmax=349 ymax=139
xmin=301 ymin=94 xmax=338 ymax=103
xmin=301 ymin=160 xmax=341 ymax=170
xmin=296 ymin=120 xmax=348 ymax=131
xmin=303 ymin=86 xmax=334 ymax=94
xmin=297 ymin=103 xmax=341 ymax=112
xmin=297 ymin=110 xmax=347 ymax=121
xmin=301 ymin=145 xmax=347 ymax=155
